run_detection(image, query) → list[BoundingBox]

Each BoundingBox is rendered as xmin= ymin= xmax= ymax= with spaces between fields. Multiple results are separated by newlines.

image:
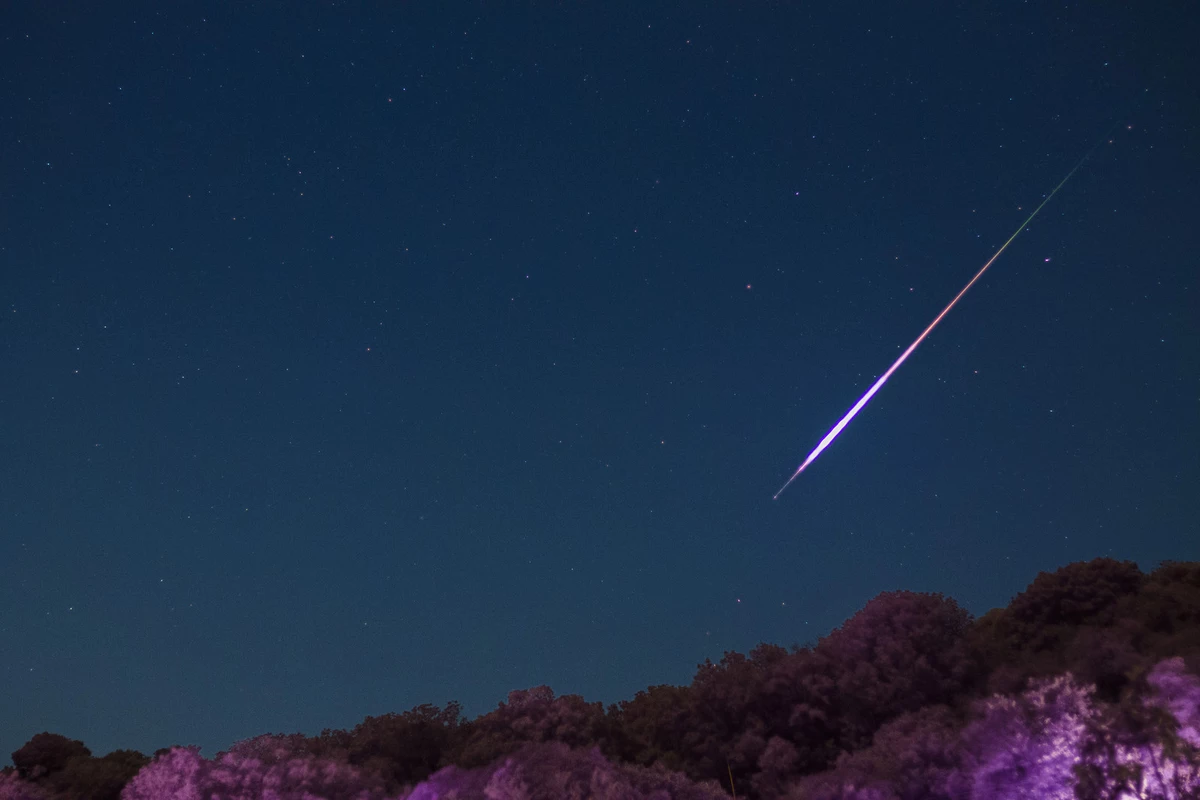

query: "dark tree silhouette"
xmin=10 ymin=734 xmax=90 ymax=781
xmin=608 ymin=683 xmax=697 ymax=771
xmin=48 ymin=749 xmax=149 ymax=800
xmin=452 ymin=686 xmax=608 ymax=768
xmin=783 ymin=706 xmax=967 ymax=800
xmin=1134 ymin=561 xmax=1200 ymax=668
xmin=815 ymin=590 xmax=976 ymax=750
xmin=972 ymin=558 xmax=1145 ymax=696
xmin=343 ymin=703 xmax=465 ymax=788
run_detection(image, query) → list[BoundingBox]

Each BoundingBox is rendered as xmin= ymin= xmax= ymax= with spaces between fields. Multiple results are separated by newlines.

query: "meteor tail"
xmin=774 ymin=133 xmax=1111 ymax=499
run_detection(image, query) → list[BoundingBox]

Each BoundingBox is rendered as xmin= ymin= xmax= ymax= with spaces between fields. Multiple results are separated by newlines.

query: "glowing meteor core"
xmin=774 ymin=151 xmax=1095 ymax=499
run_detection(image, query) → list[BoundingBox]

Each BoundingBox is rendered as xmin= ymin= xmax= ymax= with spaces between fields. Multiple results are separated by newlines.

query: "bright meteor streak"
xmin=774 ymin=149 xmax=1099 ymax=499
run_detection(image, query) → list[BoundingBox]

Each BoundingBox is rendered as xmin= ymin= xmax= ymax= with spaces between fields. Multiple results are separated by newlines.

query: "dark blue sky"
xmin=2 ymin=2 xmax=1197 ymax=762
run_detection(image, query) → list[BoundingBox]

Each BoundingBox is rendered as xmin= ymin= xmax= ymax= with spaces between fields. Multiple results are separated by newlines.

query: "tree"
xmin=409 ymin=741 xmax=730 ymax=800
xmin=452 ymin=687 xmax=607 ymax=768
xmin=960 ymin=673 xmax=1098 ymax=799
xmin=608 ymin=683 xmax=696 ymax=770
xmin=121 ymin=745 xmax=400 ymax=800
xmin=682 ymin=644 xmax=793 ymax=789
xmin=971 ymin=558 xmax=1146 ymax=696
xmin=1132 ymin=562 xmax=1200 ymax=669
xmin=1076 ymin=658 xmax=1200 ymax=799
xmin=782 ymin=706 xmax=967 ymax=800
xmin=815 ymin=591 xmax=976 ymax=751
xmin=50 ymin=749 xmax=149 ymax=800
xmin=0 ymin=772 xmax=50 ymax=800
xmin=960 ymin=661 xmax=1200 ymax=800
xmin=10 ymin=734 xmax=91 ymax=781
xmin=343 ymin=702 xmax=465 ymax=788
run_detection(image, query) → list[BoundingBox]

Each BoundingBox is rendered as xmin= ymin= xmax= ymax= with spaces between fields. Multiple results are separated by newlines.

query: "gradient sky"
xmin=2 ymin=2 xmax=1197 ymax=764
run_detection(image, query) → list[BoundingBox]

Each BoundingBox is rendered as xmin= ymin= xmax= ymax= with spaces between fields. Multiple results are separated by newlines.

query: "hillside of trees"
xmin=4 ymin=557 xmax=1198 ymax=799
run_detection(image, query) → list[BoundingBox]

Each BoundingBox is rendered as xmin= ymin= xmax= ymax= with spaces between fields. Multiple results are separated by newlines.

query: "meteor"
xmin=774 ymin=145 xmax=1101 ymax=499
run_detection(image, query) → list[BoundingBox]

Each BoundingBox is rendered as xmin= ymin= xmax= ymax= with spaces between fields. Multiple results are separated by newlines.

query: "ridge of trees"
xmin=4 ymin=557 xmax=1198 ymax=799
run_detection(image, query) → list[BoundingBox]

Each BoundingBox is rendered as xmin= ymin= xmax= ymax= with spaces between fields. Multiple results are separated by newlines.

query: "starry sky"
xmin=2 ymin=2 xmax=1197 ymax=764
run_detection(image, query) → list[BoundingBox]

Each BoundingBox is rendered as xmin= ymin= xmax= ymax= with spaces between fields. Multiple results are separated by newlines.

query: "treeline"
xmin=3 ymin=557 xmax=1198 ymax=799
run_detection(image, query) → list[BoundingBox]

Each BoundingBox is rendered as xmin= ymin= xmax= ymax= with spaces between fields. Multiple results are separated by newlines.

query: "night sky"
xmin=3 ymin=2 xmax=1197 ymax=764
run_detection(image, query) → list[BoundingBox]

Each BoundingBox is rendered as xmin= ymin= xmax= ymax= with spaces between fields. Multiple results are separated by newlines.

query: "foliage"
xmin=49 ymin=750 xmax=149 ymax=800
xmin=10 ymin=557 xmax=1200 ymax=800
xmin=782 ymin=706 xmax=967 ymax=800
xmin=647 ymin=592 xmax=975 ymax=791
xmin=0 ymin=772 xmax=50 ymax=800
xmin=404 ymin=741 xmax=729 ymax=800
xmin=120 ymin=745 xmax=401 ymax=800
xmin=815 ymin=590 xmax=976 ymax=750
xmin=344 ymin=703 xmax=466 ymax=788
xmin=10 ymin=734 xmax=90 ymax=781
xmin=608 ymin=683 xmax=697 ymax=771
xmin=451 ymin=686 xmax=608 ymax=768
xmin=970 ymin=558 xmax=1148 ymax=697
xmin=8 ymin=734 xmax=147 ymax=800
xmin=960 ymin=673 xmax=1099 ymax=799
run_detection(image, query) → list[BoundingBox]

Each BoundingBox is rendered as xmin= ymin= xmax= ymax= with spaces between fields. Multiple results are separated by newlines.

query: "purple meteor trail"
xmin=774 ymin=151 xmax=1096 ymax=499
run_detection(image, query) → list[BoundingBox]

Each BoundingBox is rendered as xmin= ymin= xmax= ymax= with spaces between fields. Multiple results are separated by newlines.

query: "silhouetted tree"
xmin=10 ymin=734 xmax=90 ymax=781
xmin=683 ymin=644 xmax=789 ymax=790
xmin=452 ymin=686 xmax=607 ymax=768
xmin=344 ymin=702 xmax=465 ymax=788
xmin=816 ymin=591 xmax=976 ymax=750
xmin=49 ymin=749 xmax=149 ymax=800
xmin=608 ymin=683 xmax=697 ymax=771
xmin=782 ymin=706 xmax=967 ymax=800
xmin=971 ymin=558 xmax=1145 ymax=696
xmin=1133 ymin=561 xmax=1200 ymax=669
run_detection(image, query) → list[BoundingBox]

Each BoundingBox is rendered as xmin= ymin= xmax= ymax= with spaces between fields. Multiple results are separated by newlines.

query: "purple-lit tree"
xmin=961 ymin=673 xmax=1099 ymax=799
xmin=120 ymin=745 xmax=402 ymax=800
xmin=406 ymin=740 xmax=730 ymax=800
xmin=221 ymin=732 xmax=325 ymax=762
xmin=0 ymin=772 xmax=50 ymax=800
xmin=118 ymin=748 xmax=205 ymax=800
xmin=959 ymin=660 xmax=1200 ymax=800
xmin=1076 ymin=658 xmax=1200 ymax=799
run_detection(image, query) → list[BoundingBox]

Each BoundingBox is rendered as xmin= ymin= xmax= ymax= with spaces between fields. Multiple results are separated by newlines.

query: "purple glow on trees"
xmin=0 ymin=773 xmax=50 ymax=800
xmin=120 ymin=745 xmax=402 ymax=800
xmin=404 ymin=741 xmax=729 ymax=800
xmin=1146 ymin=658 xmax=1200 ymax=748
xmin=2 ymin=558 xmax=1188 ymax=800
xmin=1087 ymin=658 xmax=1200 ymax=799
xmin=960 ymin=661 xmax=1200 ymax=800
xmin=962 ymin=674 xmax=1097 ymax=800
